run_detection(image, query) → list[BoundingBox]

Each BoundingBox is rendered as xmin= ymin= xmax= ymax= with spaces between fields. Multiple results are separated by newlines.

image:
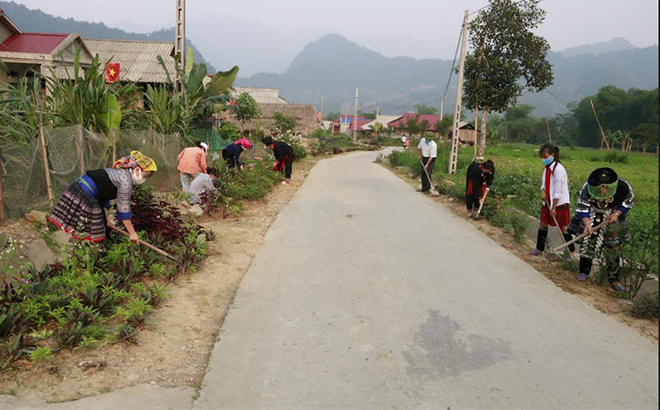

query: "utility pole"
xmin=448 ymin=10 xmax=469 ymax=174
xmin=353 ymin=86 xmax=359 ymax=143
xmin=174 ymin=0 xmax=186 ymax=91
xmin=320 ymin=95 xmax=324 ymax=121
xmin=439 ymin=95 xmax=444 ymax=119
xmin=376 ymin=106 xmax=380 ymax=117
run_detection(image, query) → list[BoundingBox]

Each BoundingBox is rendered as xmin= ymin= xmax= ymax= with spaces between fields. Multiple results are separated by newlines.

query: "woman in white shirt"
xmin=530 ymin=144 xmax=575 ymax=256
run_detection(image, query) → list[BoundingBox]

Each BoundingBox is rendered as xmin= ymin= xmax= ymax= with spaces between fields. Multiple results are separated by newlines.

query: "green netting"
xmin=189 ymin=129 xmax=231 ymax=152
xmin=0 ymin=126 xmax=186 ymax=219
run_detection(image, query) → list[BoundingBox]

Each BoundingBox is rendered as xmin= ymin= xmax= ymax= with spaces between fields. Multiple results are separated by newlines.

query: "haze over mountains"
xmin=2 ymin=1 xmax=657 ymax=118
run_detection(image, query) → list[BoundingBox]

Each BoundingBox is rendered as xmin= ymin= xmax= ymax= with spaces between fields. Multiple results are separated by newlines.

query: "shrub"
xmin=29 ymin=346 xmax=54 ymax=362
xmin=632 ymin=292 xmax=659 ymax=319
xmin=603 ymin=151 xmax=630 ymax=164
xmin=280 ymin=134 xmax=307 ymax=160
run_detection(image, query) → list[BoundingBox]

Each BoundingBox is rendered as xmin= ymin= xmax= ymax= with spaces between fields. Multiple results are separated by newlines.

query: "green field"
xmin=389 ymin=143 xmax=658 ymax=234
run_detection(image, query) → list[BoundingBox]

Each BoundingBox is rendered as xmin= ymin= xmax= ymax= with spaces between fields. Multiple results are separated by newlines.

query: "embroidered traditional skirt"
xmin=48 ymin=183 xmax=106 ymax=242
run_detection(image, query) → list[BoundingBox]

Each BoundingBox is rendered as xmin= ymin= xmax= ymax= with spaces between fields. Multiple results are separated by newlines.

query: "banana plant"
xmin=157 ymin=46 xmax=239 ymax=119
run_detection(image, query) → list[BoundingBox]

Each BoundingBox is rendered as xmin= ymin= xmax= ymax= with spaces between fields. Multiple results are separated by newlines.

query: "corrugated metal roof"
xmin=0 ymin=33 xmax=68 ymax=54
xmin=361 ymin=115 xmax=401 ymax=130
xmin=232 ymin=87 xmax=288 ymax=104
xmin=388 ymin=112 xmax=441 ymax=131
xmin=82 ymin=38 xmax=176 ymax=83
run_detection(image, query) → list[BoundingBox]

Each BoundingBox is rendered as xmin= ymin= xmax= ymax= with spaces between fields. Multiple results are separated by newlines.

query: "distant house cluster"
xmin=324 ymin=112 xmax=477 ymax=143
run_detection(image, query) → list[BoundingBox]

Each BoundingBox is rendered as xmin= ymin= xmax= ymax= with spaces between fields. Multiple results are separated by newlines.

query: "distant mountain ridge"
xmin=559 ymin=37 xmax=635 ymax=58
xmin=0 ymin=1 xmax=216 ymax=72
xmin=237 ymin=34 xmax=659 ymax=118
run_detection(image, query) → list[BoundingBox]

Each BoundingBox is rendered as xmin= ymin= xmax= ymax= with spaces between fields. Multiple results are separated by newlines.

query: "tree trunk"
xmin=478 ymin=108 xmax=488 ymax=158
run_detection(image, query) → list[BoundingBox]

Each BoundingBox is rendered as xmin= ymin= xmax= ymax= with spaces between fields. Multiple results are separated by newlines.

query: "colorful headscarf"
xmin=235 ymin=138 xmax=252 ymax=149
xmin=113 ymin=150 xmax=157 ymax=171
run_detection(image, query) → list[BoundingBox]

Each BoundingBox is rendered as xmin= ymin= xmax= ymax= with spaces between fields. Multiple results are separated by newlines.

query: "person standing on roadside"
xmin=530 ymin=143 xmax=575 ymax=257
xmin=417 ymin=133 xmax=437 ymax=194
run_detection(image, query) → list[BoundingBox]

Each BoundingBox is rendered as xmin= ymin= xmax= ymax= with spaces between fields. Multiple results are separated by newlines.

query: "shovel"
xmin=550 ymin=220 xmax=607 ymax=254
xmin=542 ymin=201 xmax=570 ymax=262
xmin=107 ymin=224 xmax=179 ymax=262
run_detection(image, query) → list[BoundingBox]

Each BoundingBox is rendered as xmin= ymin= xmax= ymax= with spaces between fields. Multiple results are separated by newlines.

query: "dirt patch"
xmin=0 ymin=157 xmax=320 ymax=403
xmin=380 ymin=162 xmax=659 ymax=344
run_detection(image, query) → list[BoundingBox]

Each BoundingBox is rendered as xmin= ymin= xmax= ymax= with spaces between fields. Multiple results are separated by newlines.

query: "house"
xmin=232 ymin=87 xmax=289 ymax=104
xmin=330 ymin=115 xmax=367 ymax=134
xmin=360 ymin=115 xmax=401 ymax=136
xmin=0 ymin=8 xmax=92 ymax=85
xmin=447 ymin=121 xmax=478 ymax=144
xmin=387 ymin=113 xmax=441 ymax=137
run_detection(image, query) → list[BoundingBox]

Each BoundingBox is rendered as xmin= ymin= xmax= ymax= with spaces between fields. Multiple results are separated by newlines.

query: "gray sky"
xmin=11 ymin=0 xmax=660 ymax=76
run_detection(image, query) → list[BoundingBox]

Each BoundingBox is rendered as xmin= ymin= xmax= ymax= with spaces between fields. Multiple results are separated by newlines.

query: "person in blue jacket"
xmin=222 ymin=132 xmax=252 ymax=170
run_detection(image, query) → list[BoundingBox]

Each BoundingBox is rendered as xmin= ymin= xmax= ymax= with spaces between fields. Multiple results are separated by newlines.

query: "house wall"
xmin=0 ymin=22 xmax=13 ymax=44
xmin=229 ymin=103 xmax=318 ymax=134
xmin=458 ymin=129 xmax=477 ymax=143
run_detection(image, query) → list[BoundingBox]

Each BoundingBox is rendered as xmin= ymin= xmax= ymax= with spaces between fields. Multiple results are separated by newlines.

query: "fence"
xmin=0 ymin=126 xmax=186 ymax=221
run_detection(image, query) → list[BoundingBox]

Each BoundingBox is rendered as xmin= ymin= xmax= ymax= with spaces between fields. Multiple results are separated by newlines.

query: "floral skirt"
xmin=48 ymin=183 xmax=106 ymax=242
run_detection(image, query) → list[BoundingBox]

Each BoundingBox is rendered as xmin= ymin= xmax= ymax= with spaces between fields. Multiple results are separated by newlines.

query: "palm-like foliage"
xmin=0 ymin=77 xmax=44 ymax=146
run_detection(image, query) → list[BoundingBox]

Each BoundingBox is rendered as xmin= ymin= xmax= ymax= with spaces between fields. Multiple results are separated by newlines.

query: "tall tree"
xmin=415 ymin=104 xmax=438 ymax=115
xmin=462 ymin=0 xmax=553 ymax=157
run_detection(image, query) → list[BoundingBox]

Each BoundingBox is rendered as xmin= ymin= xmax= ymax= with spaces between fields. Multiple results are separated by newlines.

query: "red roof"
xmin=348 ymin=119 xmax=372 ymax=131
xmin=388 ymin=112 xmax=440 ymax=131
xmin=0 ymin=33 xmax=69 ymax=54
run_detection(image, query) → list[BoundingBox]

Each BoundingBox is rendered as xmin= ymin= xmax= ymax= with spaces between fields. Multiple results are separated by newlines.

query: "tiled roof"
xmin=0 ymin=33 xmax=68 ymax=54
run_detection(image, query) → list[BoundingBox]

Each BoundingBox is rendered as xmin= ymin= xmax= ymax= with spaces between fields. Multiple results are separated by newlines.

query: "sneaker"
xmin=576 ymin=273 xmax=588 ymax=282
xmin=281 ymin=179 xmax=291 ymax=185
xmin=609 ymin=281 xmax=624 ymax=292
xmin=529 ymin=249 xmax=543 ymax=256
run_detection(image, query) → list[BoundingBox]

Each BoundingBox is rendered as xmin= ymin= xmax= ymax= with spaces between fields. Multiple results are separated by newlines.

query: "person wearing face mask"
xmin=417 ymin=133 xmax=437 ymax=194
xmin=48 ymin=150 xmax=157 ymax=243
xmin=530 ymin=143 xmax=575 ymax=257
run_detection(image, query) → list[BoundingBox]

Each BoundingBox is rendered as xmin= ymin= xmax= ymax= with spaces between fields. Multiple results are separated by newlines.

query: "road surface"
xmin=193 ymin=150 xmax=657 ymax=409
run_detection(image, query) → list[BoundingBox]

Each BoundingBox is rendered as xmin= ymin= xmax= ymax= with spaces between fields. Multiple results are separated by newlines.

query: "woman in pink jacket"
xmin=177 ymin=141 xmax=208 ymax=191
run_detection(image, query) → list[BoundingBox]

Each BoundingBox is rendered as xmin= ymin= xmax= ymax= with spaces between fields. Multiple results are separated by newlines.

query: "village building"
xmin=447 ymin=121 xmax=478 ymax=145
xmin=0 ymin=8 xmax=92 ymax=85
xmin=387 ymin=112 xmax=441 ymax=137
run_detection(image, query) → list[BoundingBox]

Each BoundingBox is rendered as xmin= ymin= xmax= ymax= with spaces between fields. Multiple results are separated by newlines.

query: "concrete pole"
xmin=174 ymin=0 xmax=186 ymax=91
xmin=320 ymin=95 xmax=324 ymax=120
xmin=353 ymin=86 xmax=359 ymax=143
xmin=448 ymin=10 xmax=469 ymax=174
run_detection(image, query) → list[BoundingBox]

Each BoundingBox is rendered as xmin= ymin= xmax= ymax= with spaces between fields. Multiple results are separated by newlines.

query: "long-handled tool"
xmin=107 ymin=224 xmax=179 ymax=262
xmin=550 ymin=220 xmax=608 ymax=254
xmin=545 ymin=201 xmax=568 ymax=245
xmin=419 ymin=159 xmax=433 ymax=193
xmin=471 ymin=188 xmax=490 ymax=220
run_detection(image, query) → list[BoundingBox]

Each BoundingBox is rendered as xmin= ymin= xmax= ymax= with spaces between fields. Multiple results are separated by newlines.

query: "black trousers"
xmin=283 ymin=154 xmax=294 ymax=179
xmin=421 ymin=157 xmax=435 ymax=192
xmin=222 ymin=149 xmax=236 ymax=168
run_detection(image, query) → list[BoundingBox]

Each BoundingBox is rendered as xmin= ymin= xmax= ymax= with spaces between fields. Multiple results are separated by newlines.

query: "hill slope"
xmin=0 ymin=1 xmax=216 ymax=72
xmin=238 ymin=34 xmax=658 ymax=117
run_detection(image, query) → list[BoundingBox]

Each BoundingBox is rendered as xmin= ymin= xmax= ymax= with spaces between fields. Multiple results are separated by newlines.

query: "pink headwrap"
xmin=235 ymin=138 xmax=252 ymax=149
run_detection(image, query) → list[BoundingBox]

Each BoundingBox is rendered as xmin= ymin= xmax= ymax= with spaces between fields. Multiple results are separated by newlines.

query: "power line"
xmin=545 ymin=89 xmax=570 ymax=106
xmin=442 ymin=25 xmax=464 ymax=99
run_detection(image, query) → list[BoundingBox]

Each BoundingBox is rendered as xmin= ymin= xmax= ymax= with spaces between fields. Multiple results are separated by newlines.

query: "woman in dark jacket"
xmin=262 ymin=136 xmax=295 ymax=185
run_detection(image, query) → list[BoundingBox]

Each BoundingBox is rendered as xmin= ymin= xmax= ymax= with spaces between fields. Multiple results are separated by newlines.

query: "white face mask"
xmin=131 ymin=168 xmax=146 ymax=185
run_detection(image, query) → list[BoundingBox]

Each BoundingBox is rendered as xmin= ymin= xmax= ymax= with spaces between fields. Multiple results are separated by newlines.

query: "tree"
xmin=435 ymin=114 xmax=454 ymax=137
xmin=462 ymin=0 xmax=553 ymax=157
xmin=325 ymin=111 xmax=341 ymax=121
xmin=401 ymin=115 xmax=423 ymax=137
xmin=371 ymin=122 xmax=384 ymax=139
xmin=415 ymin=104 xmax=438 ymax=115
xmin=230 ymin=92 xmax=261 ymax=130
xmin=631 ymin=123 xmax=658 ymax=154
xmin=358 ymin=110 xmax=377 ymax=120
xmin=273 ymin=111 xmax=298 ymax=134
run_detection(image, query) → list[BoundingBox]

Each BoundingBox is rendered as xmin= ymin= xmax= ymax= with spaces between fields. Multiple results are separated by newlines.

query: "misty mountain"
xmin=559 ymin=37 xmax=635 ymax=58
xmin=237 ymin=34 xmax=659 ymax=118
xmin=0 ymin=1 xmax=216 ymax=72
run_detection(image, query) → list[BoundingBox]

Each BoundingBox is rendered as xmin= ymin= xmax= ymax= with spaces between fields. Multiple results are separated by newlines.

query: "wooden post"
xmin=546 ymin=118 xmax=552 ymax=144
xmin=0 ymin=136 xmax=5 ymax=225
xmin=111 ymin=129 xmax=117 ymax=163
xmin=76 ymin=124 xmax=85 ymax=174
xmin=474 ymin=106 xmax=479 ymax=158
xmin=39 ymin=122 xmax=54 ymax=207
xmin=589 ymin=98 xmax=611 ymax=152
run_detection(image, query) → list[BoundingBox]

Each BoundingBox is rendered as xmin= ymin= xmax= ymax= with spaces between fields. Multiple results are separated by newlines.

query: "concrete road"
xmin=194 ymin=150 xmax=658 ymax=410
